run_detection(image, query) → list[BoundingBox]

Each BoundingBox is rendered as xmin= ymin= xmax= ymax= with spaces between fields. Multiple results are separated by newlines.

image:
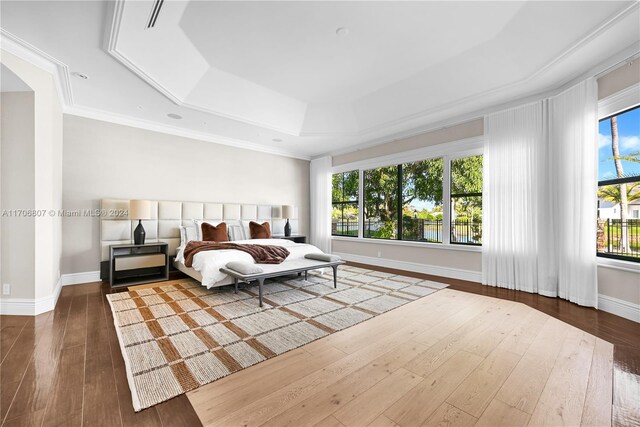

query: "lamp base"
xmin=133 ymin=220 xmax=146 ymax=245
xmin=284 ymin=219 xmax=291 ymax=237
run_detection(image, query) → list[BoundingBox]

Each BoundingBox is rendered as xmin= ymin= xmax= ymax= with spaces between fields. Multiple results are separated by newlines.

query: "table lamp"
xmin=129 ymin=200 xmax=151 ymax=245
xmin=281 ymin=205 xmax=295 ymax=237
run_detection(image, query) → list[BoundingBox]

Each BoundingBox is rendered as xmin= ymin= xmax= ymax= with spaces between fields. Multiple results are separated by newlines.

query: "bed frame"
xmin=100 ymin=198 xmax=299 ymax=261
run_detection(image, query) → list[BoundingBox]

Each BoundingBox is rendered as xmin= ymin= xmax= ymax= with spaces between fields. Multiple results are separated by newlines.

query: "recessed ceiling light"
xmin=272 ymin=138 xmax=283 ymax=142
xmin=336 ymin=27 xmax=349 ymax=37
xmin=167 ymin=113 xmax=182 ymax=120
xmin=72 ymin=71 xmax=89 ymax=80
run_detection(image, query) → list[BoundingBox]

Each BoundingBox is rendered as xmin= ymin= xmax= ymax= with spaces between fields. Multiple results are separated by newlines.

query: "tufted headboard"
xmin=99 ymin=199 xmax=298 ymax=261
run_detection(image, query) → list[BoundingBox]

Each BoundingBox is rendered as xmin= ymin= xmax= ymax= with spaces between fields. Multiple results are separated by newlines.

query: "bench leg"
xmin=234 ymin=277 xmax=238 ymax=294
xmin=258 ymin=278 xmax=264 ymax=307
xmin=332 ymin=265 xmax=338 ymax=288
xmin=304 ymin=270 xmax=308 ymax=281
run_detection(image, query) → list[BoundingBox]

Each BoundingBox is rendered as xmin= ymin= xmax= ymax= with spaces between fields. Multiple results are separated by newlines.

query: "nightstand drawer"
xmin=115 ymin=254 xmax=166 ymax=271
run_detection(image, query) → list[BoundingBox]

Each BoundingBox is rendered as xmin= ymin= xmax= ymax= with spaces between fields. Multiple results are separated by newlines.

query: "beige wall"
xmin=1 ymin=92 xmax=36 ymax=300
xmin=1 ymin=50 xmax=63 ymax=303
xmin=333 ymin=119 xmax=483 ymax=166
xmin=62 ymin=115 xmax=310 ymax=274
xmin=598 ymin=267 xmax=640 ymax=305
xmin=332 ymin=66 xmax=640 ymax=310
xmin=597 ymin=57 xmax=640 ymax=100
xmin=332 ymin=240 xmax=481 ymax=273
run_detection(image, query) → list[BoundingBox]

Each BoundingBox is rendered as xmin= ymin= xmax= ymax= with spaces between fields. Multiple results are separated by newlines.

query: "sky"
xmin=598 ymin=106 xmax=640 ymax=181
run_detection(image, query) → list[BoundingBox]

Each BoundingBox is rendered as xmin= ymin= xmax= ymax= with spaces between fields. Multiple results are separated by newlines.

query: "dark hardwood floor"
xmin=1 ymin=264 xmax=638 ymax=427
xmin=0 ymin=282 xmax=202 ymax=427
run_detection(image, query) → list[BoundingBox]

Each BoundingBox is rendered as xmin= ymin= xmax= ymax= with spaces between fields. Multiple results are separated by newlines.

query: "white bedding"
xmin=175 ymin=238 xmax=323 ymax=288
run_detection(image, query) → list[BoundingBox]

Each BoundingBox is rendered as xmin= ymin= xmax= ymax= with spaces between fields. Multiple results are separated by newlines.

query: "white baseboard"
xmin=61 ymin=270 xmax=101 ymax=286
xmin=334 ymin=252 xmax=482 ymax=283
xmin=0 ymin=277 xmax=62 ymax=316
xmin=598 ymin=294 xmax=640 ymax=323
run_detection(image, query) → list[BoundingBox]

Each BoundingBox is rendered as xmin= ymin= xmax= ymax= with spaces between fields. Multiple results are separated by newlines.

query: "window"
xmin=333 ymin=142 xmax=483 ymax=246
xmin=362 ymin=158 xmax=446 ymax=241
xmin=597 ymin=105 xmax=640 ymax=261
xmin=450 ymin=155 xmax=483 ymax=245
xmin=363 ymin=166 xmax=399 ymax=239
xmin=332 ymin=170 xmax=359 ymax=236
xmin=402 ymin=158 xmax=443 ymax=242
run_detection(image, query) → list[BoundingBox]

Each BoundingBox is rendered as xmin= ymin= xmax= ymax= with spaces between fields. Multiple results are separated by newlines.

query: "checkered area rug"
xmin=106 ymin=266 xmax=448 ymax=411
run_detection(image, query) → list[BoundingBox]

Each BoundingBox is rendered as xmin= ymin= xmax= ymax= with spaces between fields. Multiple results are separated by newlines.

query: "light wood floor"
xmin=187 ymin=288 xmax=614 ymax=427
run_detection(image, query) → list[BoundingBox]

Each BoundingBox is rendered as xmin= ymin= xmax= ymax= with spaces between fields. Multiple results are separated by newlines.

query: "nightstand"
xmin=109 ymin=242 xmax=169 ymax=288
xmin=273 ymin=235 xmax=306 ymax=243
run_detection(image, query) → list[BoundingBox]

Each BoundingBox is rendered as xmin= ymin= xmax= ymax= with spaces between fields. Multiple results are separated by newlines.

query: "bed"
xmin=99 ymin=198 xmax=333 ymax=292
xmin=174 ymin=238 xmax=325 ymax=288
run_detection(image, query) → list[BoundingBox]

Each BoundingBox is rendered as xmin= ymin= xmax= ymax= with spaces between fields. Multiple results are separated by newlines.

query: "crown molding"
xmin=0 ymin=28 xmax=73 ymax=105
xmin=2 ymin=1 xmax=638 ymax=161
xmin=328 ymin=42 xmax=640 ymax=159
xmin=1 ymin=27 xmax=311 ymax=160
xmin=106 ymin=0 xmax=304 ymax=136
xmin=347 ymin=2 xmax=640 ymax=139
xmin=106 ymin=1 xmax=639 ymax=141
xmin=64 ymin=104 xmax=311 ymax=160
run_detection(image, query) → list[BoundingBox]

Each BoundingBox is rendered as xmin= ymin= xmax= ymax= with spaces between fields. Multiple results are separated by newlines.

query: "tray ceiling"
xmin=1 ymin=0 xmax=638 ymax=158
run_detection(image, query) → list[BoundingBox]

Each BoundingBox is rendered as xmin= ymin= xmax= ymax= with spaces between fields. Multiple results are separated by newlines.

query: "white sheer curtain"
xmin=309 ymin=156 xmax=332 ymax=254
xmin=483 ymin=78 xmax=598 ymax=307
xmin=483 ymin=101 xmax=549 ymax=294
xmin=550 ymin=79 xmax=598 ymax=307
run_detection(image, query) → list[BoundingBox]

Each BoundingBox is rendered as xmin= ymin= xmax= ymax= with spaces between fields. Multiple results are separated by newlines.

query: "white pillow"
xmin=179 ymin=226 xmax=197 ymax=247
xmin=241 ymin=220 xmax=253 ymax=240
xmin=193 ymin=220 xmax=223 ymax=241
xmin=226 ymin=220 xmax=246 ymax=241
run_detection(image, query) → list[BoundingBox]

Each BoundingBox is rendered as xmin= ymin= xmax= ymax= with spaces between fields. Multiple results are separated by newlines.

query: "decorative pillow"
xmin=249 ymin=221 xmax=271 ymax=239
xmin=193 ymin=219 xmax=222 ymax=240
xmin=201 ymin=222 xmax=228 ymax=242
xmin=225 ymin=261 xmax=263 ymax=275
xmin=179 ymin=226 xmax=198 ymax=247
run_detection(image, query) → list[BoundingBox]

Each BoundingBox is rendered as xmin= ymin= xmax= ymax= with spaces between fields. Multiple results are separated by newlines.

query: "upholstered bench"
xmin=220 ymin=255 xmax=345 ymax=307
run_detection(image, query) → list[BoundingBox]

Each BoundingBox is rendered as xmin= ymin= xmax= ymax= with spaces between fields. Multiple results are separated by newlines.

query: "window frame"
xmin=331 ymin=170 xmax=360 ymax=238
xmin=449 ymin=154 xmax=483 ymax=246
xmin=596 ymin=83 xmax=640 ymax=265
xmin=332 ymin=136 xmax=483 ymax=250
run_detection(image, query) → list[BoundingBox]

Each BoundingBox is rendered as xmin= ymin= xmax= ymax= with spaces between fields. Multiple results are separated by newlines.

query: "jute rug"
xmin=106 ymin=265 xmax=448 ymax=411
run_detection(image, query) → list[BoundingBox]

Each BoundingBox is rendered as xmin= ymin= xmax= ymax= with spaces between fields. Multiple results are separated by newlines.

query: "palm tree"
xmin=610 ymin=116 xmax=630 ymax=251
xmin=598 ymin=183 xmax=640 ymax=205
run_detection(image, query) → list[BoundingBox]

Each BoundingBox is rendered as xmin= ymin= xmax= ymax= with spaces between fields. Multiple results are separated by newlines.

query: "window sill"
xmin=597 ymin=257 xmax=640 ymax=273
xmin=331 ymin=236 xmax=482 ymax=252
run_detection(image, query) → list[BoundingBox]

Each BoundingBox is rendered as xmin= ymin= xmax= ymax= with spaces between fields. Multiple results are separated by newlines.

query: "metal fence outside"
xmin=597 ymin=219 xmax=640 ymax=260
xmin=335 ymin=218 xmax=482 ymax=244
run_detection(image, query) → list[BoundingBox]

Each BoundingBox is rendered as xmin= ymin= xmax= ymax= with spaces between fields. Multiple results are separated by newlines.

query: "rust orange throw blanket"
xmin=183 ymin=241 xmax=290 ymax=267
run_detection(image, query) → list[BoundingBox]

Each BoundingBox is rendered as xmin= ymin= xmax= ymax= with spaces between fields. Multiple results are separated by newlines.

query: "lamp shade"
xmin=129 ymin=200 xmax=151 ymax=220
xmin=281 ymin=205 xmax=295 ymax=219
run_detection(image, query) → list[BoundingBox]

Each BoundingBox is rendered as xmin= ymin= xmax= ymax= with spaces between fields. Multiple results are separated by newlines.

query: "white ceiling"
xmin=1 ymin=64 xmax=31 ymax=92
xmin=0 ymin=1 xmax=638 ymax=159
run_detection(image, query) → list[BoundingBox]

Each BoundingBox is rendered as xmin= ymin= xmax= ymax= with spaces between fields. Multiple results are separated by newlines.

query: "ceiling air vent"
xmin=146 ymin=0 xmax=164 ymax=29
